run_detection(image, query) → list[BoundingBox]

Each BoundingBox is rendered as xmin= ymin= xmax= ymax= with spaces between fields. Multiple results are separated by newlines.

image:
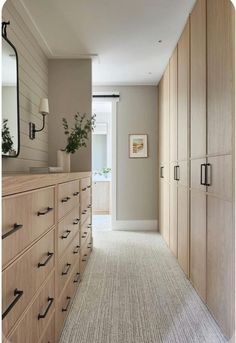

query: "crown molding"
xmin=11 ymin=0 xmax=53 ymax=57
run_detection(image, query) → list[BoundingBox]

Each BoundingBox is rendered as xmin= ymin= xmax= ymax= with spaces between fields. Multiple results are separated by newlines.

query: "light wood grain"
xmin=9 ymin=273 xmax=55 ymax=343
xmin=58 ymin=180 xmax=80 ymax=220
xmin=190 ymin=158 xmax=207 ymax=191
xmin=190 ymin=0 xmax=206 ymax=158
xmin=2 ymin=229 xmax=55 ymax=337
xmin=38 ymin=312 xmax=55 ymax=343
xmin=92 ymin=181 xmax=110 ymax=213
xmin=169 ymin=177 xmax=178 ymax=257
xmin=190 ymin=190 xmax=206 ymax=302
xmin=169 ymin=47 xmax=178 ymax=162
xmin=177 ymin=20 xmax=189 ymax=161
xmin=2 ymin=186 xmax=55 ymax=268
xmin=207 ymin=196 xmax=234 ymax=338
xmin=177 ymin=186 xmax=188 ymax=275
xmin=207 ymin=0 xmax=234 ymax=156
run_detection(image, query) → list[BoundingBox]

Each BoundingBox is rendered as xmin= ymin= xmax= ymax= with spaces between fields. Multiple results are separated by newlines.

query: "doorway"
xmin=92 ymin=97 xmax=117 ymax=231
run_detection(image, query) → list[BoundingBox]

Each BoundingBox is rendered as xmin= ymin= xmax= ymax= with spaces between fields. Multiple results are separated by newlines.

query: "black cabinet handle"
xmin=61 ymin=197 xmax=70 ymax=203
xmin=73 ymin=245 xmax=80 ymax=254
xmin=176 ymin=166 xmax=180 ymax=181
xmin=38 ymin=297 xmax=54 ymax=320
xmin=2 ymin=223 xmax=23 ymax=240
xmin=160 ymin=166 xmax=164 ymax=178
xmin=174 ymin=166 xmax=177 ymax=180
xmin=206 ymin=163 xmax=212 ymax=186
xmin=62 ymin=263 xmax=71 ymax=275
xmin=87 ymin=204 xmax=92 ymax=209
xmin=73 ymin=218 xmax=80 ymax=225
xmin=61 ymin=230 xmax=71 ymax=239
xmin=200 ymin=164 xmax=207 ymax=185
xmin=38 ymin=252 xmax=54 ymax=268
xmin=87 ymin=185 xmax=91 ymax=189
xmin=82 ymin=255 xmax=87 ymax=262
xmin=73 ymin=273 xmax=80 ymax=283
xmin=2 ymin=289 xmax=23 ymax=319
xmin=37 ymin=207 xmax=53 ymax=216
xmin=62 ymin=296 xmax=71 ymax=312
xmin=82 ymin=188 xmax=87 ymax=192
xmin=73 ymin=191 xmax=80 ymax=196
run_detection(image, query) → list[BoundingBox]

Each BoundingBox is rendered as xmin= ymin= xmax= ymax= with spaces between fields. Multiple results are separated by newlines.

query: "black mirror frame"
xmin=2 ymin=21 xmax=20 ymax=158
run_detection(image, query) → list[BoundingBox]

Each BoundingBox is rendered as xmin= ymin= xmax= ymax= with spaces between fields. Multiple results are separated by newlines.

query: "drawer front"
xmin=58 ymin=207 xmax=80 ymax=258
xmin=80 ymin=234 xmax=92 ymax=274
xmin=81 ymin=207 xmax=91 ymax=226
xmin=81 ymin=188 xmax=91 ymax=211
xmin=80 ymin=177 xmax=91 ymax=190
xmin=8 ymin=273 xmax=55 ymax=343
xmin=2 ymin=187 xmax=55 ymax=267
xmin=57 ymin=233 xmax=80 ymax=296
xmin=81 ymin=217 xmax=91 ymax=247
xmin=58 ymin=180 xmax=80 ymax=219
xmin=39 ymin=313 xmax=55 ymax=343
xmin=56 ymin=272 xmax=77 ymax=341
xmin=3 ymin=229 xmax=55 ymax=337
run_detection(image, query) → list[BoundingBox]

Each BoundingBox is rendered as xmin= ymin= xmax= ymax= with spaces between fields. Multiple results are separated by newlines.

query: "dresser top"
xmin=2 ymin=171 xmax=92 ymax=196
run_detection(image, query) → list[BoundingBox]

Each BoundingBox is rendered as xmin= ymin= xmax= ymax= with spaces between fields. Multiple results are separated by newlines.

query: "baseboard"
xmin=112 ymin=220 xmax=158 ymax=231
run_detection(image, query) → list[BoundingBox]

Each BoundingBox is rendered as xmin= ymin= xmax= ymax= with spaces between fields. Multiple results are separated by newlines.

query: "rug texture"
xmin=59 ymin=231 xmax=227 ymax=343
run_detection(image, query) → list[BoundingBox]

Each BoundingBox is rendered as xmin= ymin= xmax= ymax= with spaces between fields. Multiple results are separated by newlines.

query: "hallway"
xmin=59 ymin=231 xmax=226 ymax=343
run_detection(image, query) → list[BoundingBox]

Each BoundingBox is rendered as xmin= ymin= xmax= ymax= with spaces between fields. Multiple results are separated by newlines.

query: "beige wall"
xmin=48 ymin=59 xmax=92 ymax=172
xmin=2 ymin=0 xmax=49 ymax=172
xmin=93 ymin=86 xmax=158 ymax=221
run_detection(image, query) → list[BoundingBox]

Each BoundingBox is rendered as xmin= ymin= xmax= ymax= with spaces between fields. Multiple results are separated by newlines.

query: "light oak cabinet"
xmin=158 ymin=0 xmax=235 ymax=338
xmin=2 ymin=172 xmax=93 ymax=343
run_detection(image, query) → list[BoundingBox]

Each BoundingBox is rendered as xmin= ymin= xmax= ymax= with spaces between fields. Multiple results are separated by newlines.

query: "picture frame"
xmin=129 ymin=134 xmax=148 ymax=158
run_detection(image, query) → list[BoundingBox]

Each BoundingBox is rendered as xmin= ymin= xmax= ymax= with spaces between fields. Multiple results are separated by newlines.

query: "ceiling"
xmin=16 ymin=0 xmax=195 ymax=85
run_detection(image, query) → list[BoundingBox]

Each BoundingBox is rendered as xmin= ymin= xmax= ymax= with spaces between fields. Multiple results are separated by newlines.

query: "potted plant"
xmin=2 ymin=119 xmax=14 ymax=155
xmin=57 ymin=112 xmax=96 ymax=172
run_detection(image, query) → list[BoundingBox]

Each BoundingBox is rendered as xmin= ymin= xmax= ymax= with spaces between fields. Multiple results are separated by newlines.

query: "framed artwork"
xmin=129 ymin=134 xmax=148 ymax=158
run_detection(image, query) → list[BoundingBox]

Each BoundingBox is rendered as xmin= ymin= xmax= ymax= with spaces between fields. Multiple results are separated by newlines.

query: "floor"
xmin=60 ymin=231 xmax=226 ymax=343
xmin=92 ymin=215 xmax=111 ymax=231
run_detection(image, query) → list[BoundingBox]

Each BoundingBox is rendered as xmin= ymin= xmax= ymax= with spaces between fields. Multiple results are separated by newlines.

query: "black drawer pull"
xmin=61 ymin=197 xmax=71 ymax=203
xmin=61 ymin=230 xmax=71 ymax=239
xmin=73 ymin=191 xmax=80 ymax=196
xmin=160 ymin=166 xmax=164 ymax=178
xmin=200 ymin=164 xmax=206 ymax=185
xmin=73 ymin=273 xmax=80 ymax=283
xmin=62 ymin=296 xmax=71 ymax=312
xmin=62 ymin=263 xmax=71 ymax=275
xmin=87 ymin=204 xmax=92 ymax=209
xmin=38 ymin=252 xmax=54 ymax=268
xmin=82 ymin=210 xmax=87 ymax=214
xmin=83 ymin=231 xmax=87 ymax=235
xmin=2 ymin=223 xmax=23 ymax=240
xmin=38 ymin=297 xmax=54 ymax=320
xmin=87 ymin=185 xmax=91 ymax=189
xmin=73 ymin=245 xmax=80 ymax=254
xmin=2 ymin=288 xmax=23 ymax=319
xmin=37 ymin=207 xmax=53 ymax=216
xmin=73 ymin=218 xmax=80 ymax=225
xmin=82 ymin=235 xmax=86 ymax=239
xmin=82 ymin=187 xmax=87 ymax=192
xmin=206 ymin=163 xmax=212 ymax=186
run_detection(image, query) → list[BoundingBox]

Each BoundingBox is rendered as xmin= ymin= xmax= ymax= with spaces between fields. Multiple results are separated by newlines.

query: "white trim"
xmin=112 ymin=220 xmax=158 ymax=231
xmin=111 ymin=100 xmax=117 ymax=228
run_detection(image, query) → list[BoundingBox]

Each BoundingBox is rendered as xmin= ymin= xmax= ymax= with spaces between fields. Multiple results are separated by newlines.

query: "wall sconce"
xmin=29 ymin=98 xmax=49 ymax=140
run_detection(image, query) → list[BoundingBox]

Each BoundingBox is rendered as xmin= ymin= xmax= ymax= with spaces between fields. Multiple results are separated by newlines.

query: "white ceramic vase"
xmin=57 ymin=150 xmax=71 ymax=172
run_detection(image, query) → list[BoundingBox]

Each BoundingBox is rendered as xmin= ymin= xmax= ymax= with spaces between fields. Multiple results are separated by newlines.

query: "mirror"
xmin=2 ymin=22 xmax=20 ymax=157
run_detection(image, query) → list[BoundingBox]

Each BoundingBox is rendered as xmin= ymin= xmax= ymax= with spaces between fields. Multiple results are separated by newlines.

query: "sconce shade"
xmin=39 ymin=98 xmax=49 ymax=115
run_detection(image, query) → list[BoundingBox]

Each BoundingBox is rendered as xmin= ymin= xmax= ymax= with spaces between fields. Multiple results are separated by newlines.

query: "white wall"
xmin=2 ymin=0 xmax=49 ymax=172
xmin=93 ymin=86 xmax=158 ymax=222
xmin=48 ymin=59 xmax=92 ymax=172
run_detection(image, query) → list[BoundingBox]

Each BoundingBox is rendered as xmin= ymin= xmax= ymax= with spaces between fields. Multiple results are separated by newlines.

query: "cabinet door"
xmin=190 ymin=0 xmax=206 ymax=158
xmin=178 ymin=20 xmax=189 ymax=161
xmin=177 ymin=186 xmax=188 ymax=275
xmin=163 ymin=65 xmax=170 ymax=163
xmin=159 ymin=77 xmax=164 ymax=163
xmin=169 ymin=166 xmax=178 ymax=257
xmin=207 ymin=196 xmax=234 ymax=338
xmin=190 ymin=190 xmax=206 ymax=302
xmin=160 ymin=181 xmax=170 ymax=246
xmin=207 ymin=0 xmax=234 ymax=156
xmin=169 ymin=47 xmax=178 ymax=162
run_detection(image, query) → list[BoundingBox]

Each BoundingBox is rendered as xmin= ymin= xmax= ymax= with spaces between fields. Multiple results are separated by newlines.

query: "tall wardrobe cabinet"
xmin=158 ymin=0 xmax=235 ymax=339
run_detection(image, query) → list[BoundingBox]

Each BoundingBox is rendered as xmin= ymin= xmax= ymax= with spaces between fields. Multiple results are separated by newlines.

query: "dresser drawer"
xmin=81 ymin=217 xmax=91 ymax=247
xmin=81 ymin=207 xmax=91 ymax=226
xmin=58 ymin=207 xmax=80 ymax=258
xmin=57 ymin=233 xmax=80 ymax=297
xmin=2 ymin=229 xmax=55 ymax=337
xmin=56 ymin=272 xmax=77 ymax=341
xmin=2 ymin=187 xmax=55 ymax=267
xmin=39 ymin=312 xmax=55 ymax=343
xmin=80 ymin=234 xmax=92 ymax=275
xmin=81 ymin=188 xmax=91 ymax=210
xmin=8 ymin=273 xmax=55 ymax=343
xmin=81 ymin=177 xmax=91 ymax=191
xmin=58 ymin=180 xmax=80 ymax=219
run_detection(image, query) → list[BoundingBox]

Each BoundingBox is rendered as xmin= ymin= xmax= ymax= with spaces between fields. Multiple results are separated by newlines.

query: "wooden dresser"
xmin=2 ymin=172 xmax=93 ymax=343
